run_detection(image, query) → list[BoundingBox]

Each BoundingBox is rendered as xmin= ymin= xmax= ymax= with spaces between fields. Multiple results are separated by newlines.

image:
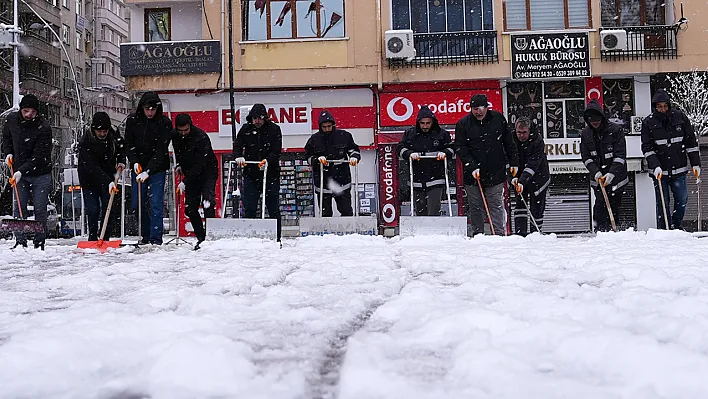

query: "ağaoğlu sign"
xmin=510 ymin=32 xmax=590 ymax=80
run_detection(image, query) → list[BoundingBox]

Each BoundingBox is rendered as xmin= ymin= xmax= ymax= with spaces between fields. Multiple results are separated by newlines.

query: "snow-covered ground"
xmin=1 ymin=230 xmax=708 ymax=399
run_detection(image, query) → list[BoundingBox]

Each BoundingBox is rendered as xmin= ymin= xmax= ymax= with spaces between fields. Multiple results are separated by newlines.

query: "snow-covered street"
xmin=2 ymin=230 xmax=708 ymax=399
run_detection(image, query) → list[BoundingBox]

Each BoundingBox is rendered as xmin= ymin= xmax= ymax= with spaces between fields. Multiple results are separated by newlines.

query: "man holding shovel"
xmin=641 ymin=89 xmax=701 ymax=230
xmin=77 ymin=111 xmax=126 ymax=243
xmin=581 ymin=99 xmax=628 ymax=232
xmin=172 ymin=114 xmax=218 ymax=249
xmin=2 ymin=94 xmax=52 ymax=250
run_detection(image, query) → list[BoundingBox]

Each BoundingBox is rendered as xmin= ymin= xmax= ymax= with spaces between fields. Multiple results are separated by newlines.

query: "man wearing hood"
xmin=233 ymin=103 xmax=283 ymax=240
xmin=581 ymin=99 xmax=628 ymax=232
xmin=2 ymin=94 xmax=53 ymax=250
xmin=397 ymin=106 xmax=454 ymax=216
xmin=78 ymin=111 xmax=126 ymax=241
xmin=304 ymin=110 xmax=361 ymax=217
xmin=125 ymin=91 xmax=173 ymax=245
xmin=510 ymin=117 xmax=550 ymax=236
xmin=455 ymin=94 xmax=519 ymax=236
xmin=172 ymin=113 xmax=218 ymax=248
xmin=641 ymin=89 xmax=701 ymax=230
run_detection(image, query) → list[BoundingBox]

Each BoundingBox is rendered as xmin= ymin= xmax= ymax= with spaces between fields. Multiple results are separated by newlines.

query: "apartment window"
xmin=243 ymin=0 xmax=344 ymax=41
xmin=392 ymin=0 xmax=494 ymax=32
xmin=76 ymin=30 xmax=82 ymax=50
xmin=75 ymin=0 xmax=82 ymax=15
xmin=108 ymin=61 xmax=115 ymax=77
xmin=144 ymin=8 xmax=171 ymax=41
xmin=61 ymin=24 xmax=70 ymax=44
xmin=76 ymin=67 xmax=83 ymax=85
xmin=100 ymin=63 xmax=106 ymax=74
xmin=62 ymin=0 xmax=68 ymax=9
xmin=85 ymin=31 xmax=92 ymax=54
xmin=63 ymin=61 xmax=70 ymax=78
xmin=601 ymin=0 xmax=665 ymax=27
xmin=504 ymin=0 xmax=591 ymax=30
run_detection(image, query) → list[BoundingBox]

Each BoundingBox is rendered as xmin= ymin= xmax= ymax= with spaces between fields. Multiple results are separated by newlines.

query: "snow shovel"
xmin=77 ymin=175 xmax=122 ymax=253
xmin=206 ymin=160 xmax=277 ymax=240
xmin=299 ymin=159 xmax=377 ymax=236
xmin=657 ymin=175 xmax=670 ymax=230
xmin=475 ymin=174 xmax=496 ymax=235
xmin=399 ymin=155 xmax=467 ymax=237
xmin=599 ymin=180 xmax=618 ymax=232
xmin=0 ymin=161 xmax=45 ymax=235
xmin=513 ymin=182 xmax=542 ymax=234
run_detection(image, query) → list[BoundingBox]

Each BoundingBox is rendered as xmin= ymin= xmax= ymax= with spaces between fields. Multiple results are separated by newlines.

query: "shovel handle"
xmin=657 ymin=175 xmax=670 ymax=230
xmin=475 ymin=175 xmax=495 ymax=235
xmin=99 ymin=174 xmax=120 ymax=241
xmin=9 ymin=164 xmax=24 ymax=219
xmin=599 ymin=182 xmax=617 ymax=232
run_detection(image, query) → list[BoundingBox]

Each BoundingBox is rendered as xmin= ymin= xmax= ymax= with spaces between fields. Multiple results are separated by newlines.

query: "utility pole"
xmin=0 ymin=0 xmax=23 ymax=110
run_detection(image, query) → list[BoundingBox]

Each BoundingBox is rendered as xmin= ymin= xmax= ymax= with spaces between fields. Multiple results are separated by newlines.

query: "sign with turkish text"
xmin=120 ymin=40 xmax=221 ymax=76
xmin=510 ymin=32 xmax=590 ymax=80
xmin=378 ymin=143 xmax=399 ymax=228
xmin=379 ymin=89 xmax=503 ymax=127
xmin=545 ymin=139 xmax=582 ymax=161
xmin=218 ymin=104 xmax=313 ymax=137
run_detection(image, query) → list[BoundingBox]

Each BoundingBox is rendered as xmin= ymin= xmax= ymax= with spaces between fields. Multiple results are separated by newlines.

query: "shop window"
xmin=504 ymin=0 xmax=591 ymax=30
xmin=144 ymin=8 xmax=171 ymax=42
xmin=392 ymin=0 xmax=494 ymax=32
xmin=602 ymin=78 xmax=635 ymax=135
xmin=506 ymin=80 xmax=586 ymax=140
xmin=600 ymin=0 xmax=666 ymax=27
xmin=243 ymin=0 xmax=344 ymax=41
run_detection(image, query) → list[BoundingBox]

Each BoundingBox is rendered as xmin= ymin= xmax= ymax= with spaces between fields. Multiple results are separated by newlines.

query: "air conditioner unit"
xmin=385 ymin=29 xmax=416 ymax=60
xmin=631 ymin=115 xmax=643 ymax=135
xmin=601 ymin=29 xmax=628 ymax=51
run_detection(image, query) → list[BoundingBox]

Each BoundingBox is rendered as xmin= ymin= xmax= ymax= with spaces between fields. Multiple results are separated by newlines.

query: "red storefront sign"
xmin=378 ymin=143 xmax=399 ymax=228
xmin=379 ymin=89 xmax=503 ymax=127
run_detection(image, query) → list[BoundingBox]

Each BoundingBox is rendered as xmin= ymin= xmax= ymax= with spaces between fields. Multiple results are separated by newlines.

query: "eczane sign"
xmin=218 ymin=104 xmax=312 ymax=137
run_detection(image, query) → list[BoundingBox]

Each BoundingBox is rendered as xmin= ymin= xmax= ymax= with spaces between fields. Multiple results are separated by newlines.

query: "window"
xmin=100 ymin=63 xmax=106 ymax=74
xmin=392 ymin=0 xmax=494 ymax=32
xmin=243 ymin=0 xmax=344 ymax=41
xmin=61 ymin=24 xmax=70 ymax=44
xmin=108 ymin=61 xmax=115 ymax=77
xmin=62 ymin=0 xmax=68 ymax=9
xmin=144 ymin=8 xmax=171 ymax=41
xmin=504 ymin=0 xmax=591 ymax=30
xmin=601 ymin=0 xmax=665 ymax=27
xmin=63 ymin=61 xmax=70 ymax=78
xmin=75 ymin=0 xmax=82 ymax=15
xmin=76 ymin=30 xmax=82 ymax=50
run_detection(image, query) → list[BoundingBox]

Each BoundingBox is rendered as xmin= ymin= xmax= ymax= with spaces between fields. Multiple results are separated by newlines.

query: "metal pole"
xmin=222 ymin=160 xmax=233 ymax=218
xmin=261 ymin=162 xmax=267 ymax=219
xmin=443 ymin=159 xmax=453 ymax=218
xmin=12 ymin=0 xmax=20 ymax=109
xmin=319 ymin=162 xmax=324 ymax=218
xmin=121 ymin=169 xmax=125 ymax=240
xmin=409 ymin=158 xmax=414 ymax=217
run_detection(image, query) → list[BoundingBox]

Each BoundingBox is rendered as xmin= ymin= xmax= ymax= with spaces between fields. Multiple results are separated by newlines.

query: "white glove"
xmin=203 ymin=200 xmax=211 ymax=209
xmin=258 ymin=159 xmax=267 ymax=170
xmin=472 ymin=168 xmax=480 ymax=179
xmin=174 ymin=166 xmax=182 ymax=176
xmin=108 ymin=182 xmax=118 ymax=194
xmin=235 ymin=157 xmax=246 ymax=166
xmin=436 ymin=152 xmax=446 ymax=161
xmin=136 ymin=171 xmax=149 ymax=183
xmin=653 ymin=167 xmax=662 ymax=179
xmin=510 ymin=166 xmax=518 ymax=177
xmin=133 ymin=163 xmax=142 ymax=174
xmin=5 ymin=154 xmax=12 ymax=166
xmin=409 ymin=152 xmax=420 ymax=161
xmin=693 ymin=166 xmax=701 ymax=184
xmin=602 ymin=173 xmax=614 ymax=186
xmin=177 ymin=181 xmax=185 ymax=193
xmin=116 ymin=163 xmax=126 ymax=171
xmin=318 ymin=156 xmax=328 ymax=165
xmin=9 ymin=170 xmax=21 ymax=186
xmin=594 ymin=171 xmax=602 ymax=182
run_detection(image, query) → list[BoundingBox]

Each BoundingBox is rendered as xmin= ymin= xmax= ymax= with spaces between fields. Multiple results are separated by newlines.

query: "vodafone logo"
xmin=386 ymin=97 xmax=414 ymax=122
xmin=382 ymin=203 xmax=396 ymax=224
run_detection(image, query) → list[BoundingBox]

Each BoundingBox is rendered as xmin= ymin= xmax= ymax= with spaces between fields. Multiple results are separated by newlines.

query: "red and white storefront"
xmin=159 ymin=88 xmax=378 ymax=236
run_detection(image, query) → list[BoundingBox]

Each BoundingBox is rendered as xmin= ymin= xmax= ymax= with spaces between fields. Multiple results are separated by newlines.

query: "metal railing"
xmin=388 ymin=30 xmax=498 ymax=68
xmin=600 ymin=25 xmax=679 ymax=61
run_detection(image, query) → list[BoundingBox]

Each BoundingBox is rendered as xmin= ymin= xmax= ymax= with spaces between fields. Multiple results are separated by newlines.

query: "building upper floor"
xmin=120 ymin=0 xmax=708 ymax=91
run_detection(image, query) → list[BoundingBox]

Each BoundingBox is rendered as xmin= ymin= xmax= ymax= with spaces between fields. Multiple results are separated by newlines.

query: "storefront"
xmin=376 ymin=81 xmax=504 ymax=235
xmin=159 ymin=88 xmax=378 ymax=237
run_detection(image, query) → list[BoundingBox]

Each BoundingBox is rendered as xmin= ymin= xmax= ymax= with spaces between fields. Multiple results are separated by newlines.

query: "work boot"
xmin=34 ymin=241 xmax=45 ymax=251
xmin=194 ymin=236 xmax=205 ymax=250
xmin=12 ymin=241 xmax=28 ymax=249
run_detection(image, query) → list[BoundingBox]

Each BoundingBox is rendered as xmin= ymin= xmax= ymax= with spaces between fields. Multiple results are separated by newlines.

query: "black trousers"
xmin=513 ymin=188 xmax=547 ymax=236
xmin=184 ymin=182 xmax=216 ymax=240
xmin=593 ymin=186 xmax=623 ymax=232
xmin=320 ymin=189 xmax=353 ymax=217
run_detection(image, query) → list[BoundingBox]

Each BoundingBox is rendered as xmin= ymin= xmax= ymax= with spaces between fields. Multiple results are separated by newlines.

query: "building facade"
xmin=121 ymin=0 xmax=708 ymax=236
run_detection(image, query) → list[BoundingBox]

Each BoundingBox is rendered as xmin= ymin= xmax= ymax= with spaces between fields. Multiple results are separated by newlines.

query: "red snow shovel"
xmin=77 ymin=175 xmax=122 ymax=253
xmin=1 ymin=160 xmax=45 ymax=235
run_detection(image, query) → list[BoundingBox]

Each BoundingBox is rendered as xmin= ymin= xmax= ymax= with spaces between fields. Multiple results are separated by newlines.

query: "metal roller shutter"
xmin=682 ymin=147 xmax=708 ymax=231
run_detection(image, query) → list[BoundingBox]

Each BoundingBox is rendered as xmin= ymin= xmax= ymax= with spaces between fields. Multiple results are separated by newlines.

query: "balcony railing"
xmin=388 ymin=30 xmax=498 ymax=68
xmin=600 ymin=25 xmax=678 ymax=61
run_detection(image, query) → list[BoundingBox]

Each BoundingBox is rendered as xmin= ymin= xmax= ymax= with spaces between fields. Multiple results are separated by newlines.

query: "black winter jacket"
xmin=172 ymin=124 xmax=218 ymax=190
xmin=233 ymin=103 xmax=282 ymax=180
xmin=304 ymin=110 xmax=361 ymax=192
xmin=580 ymin=99 xmax=629 ymax=192
xmin=641 ymin=89 xmax=701 ymax=177
xmin=514 ymin=125 xmax=550 ymax=196
xmin=455 ymin=109 xmax=518 ymax=187
xmin=125 ymin=91 xmax=173 ymax=174
xmin=397 ymin=106 xmax=455 ymax=191
xmin=77 ymin=127 xmax=126 ymax=188
xmin=1 ymin=111 xmax=53 ymax=176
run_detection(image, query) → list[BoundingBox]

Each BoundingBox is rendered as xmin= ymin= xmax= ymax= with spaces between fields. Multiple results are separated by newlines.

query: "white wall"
xmin=128 ymin=2 xmax=203 ymax=42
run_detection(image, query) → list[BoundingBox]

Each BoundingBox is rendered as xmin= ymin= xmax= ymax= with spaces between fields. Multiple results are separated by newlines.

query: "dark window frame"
xmin=502 ymin=0 xmax=592 ymax=31
xmin=144 ymin=7 xmax=171 ymax=42
xmin=600 ymin=0 xmax=666 ymax=27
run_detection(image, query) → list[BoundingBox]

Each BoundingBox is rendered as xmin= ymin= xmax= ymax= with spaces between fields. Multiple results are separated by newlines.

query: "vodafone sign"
xmin=218 ymin=103 xmax=312 ymax=137
xmin=378 ymin=143 xmax=399 ymax=228
xmin=380 ymin=89 xmax=503 ymax=127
